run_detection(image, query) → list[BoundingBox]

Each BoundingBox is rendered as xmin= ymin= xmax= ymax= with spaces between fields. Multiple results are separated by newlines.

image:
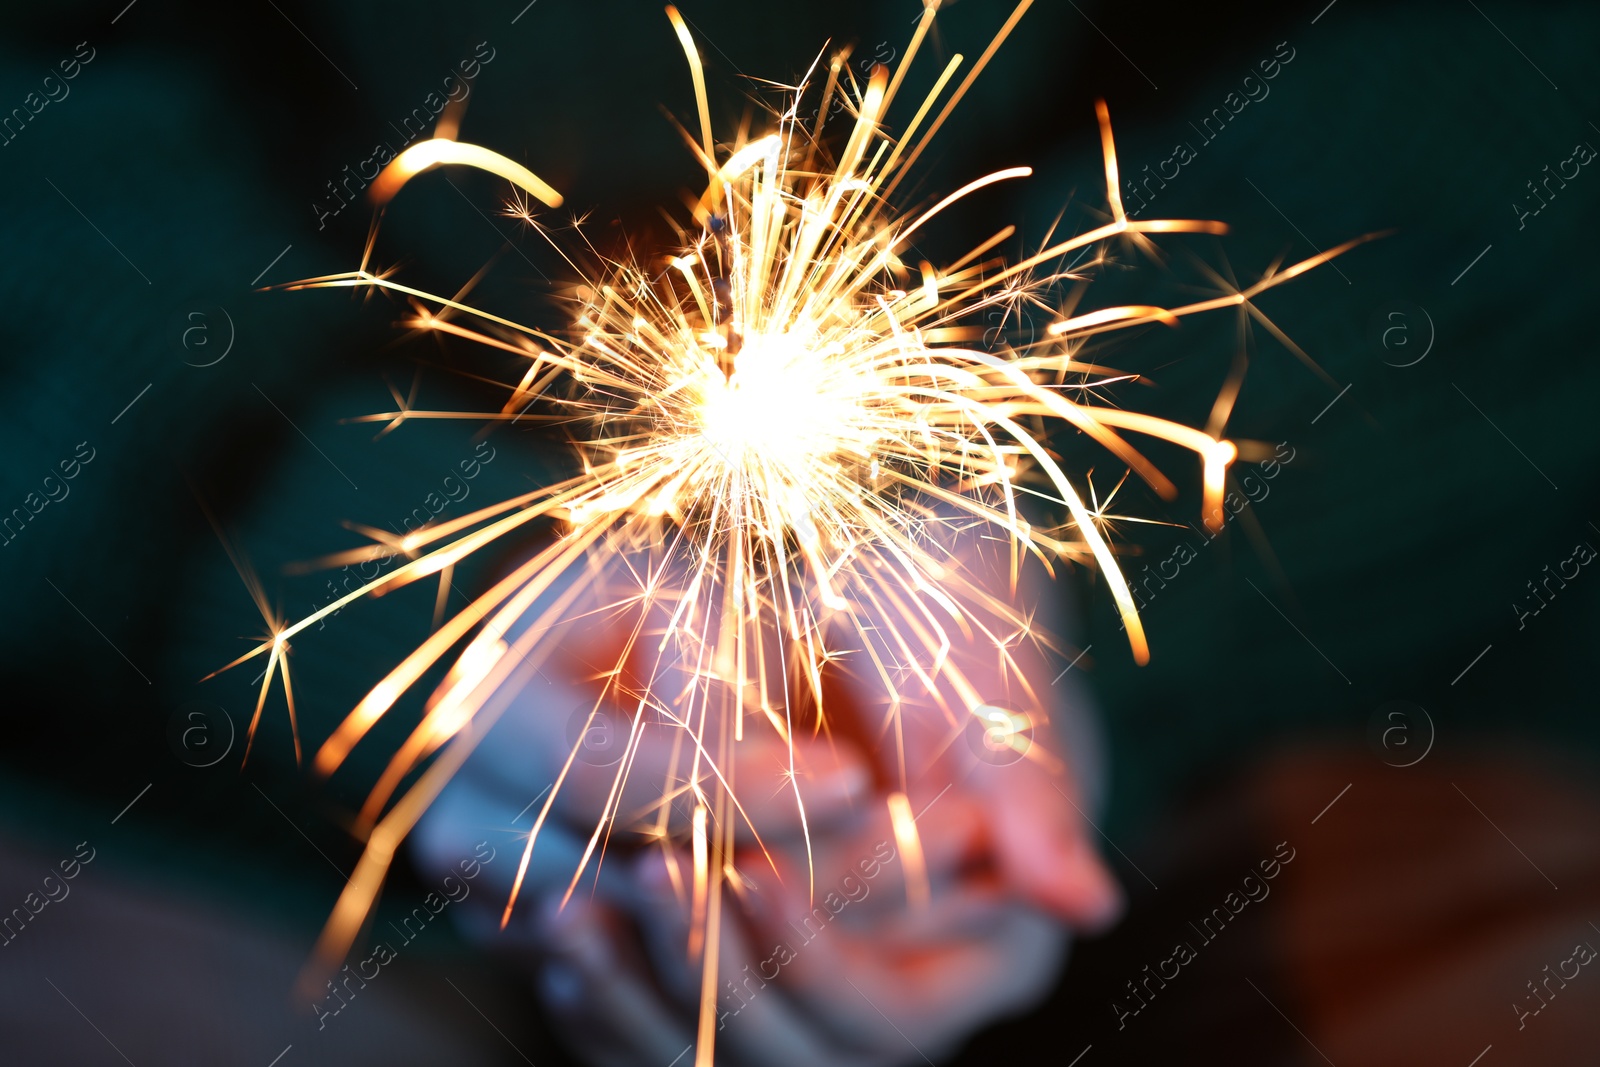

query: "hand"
xmin=412 ymin=535 xmax=1121 ymax=1066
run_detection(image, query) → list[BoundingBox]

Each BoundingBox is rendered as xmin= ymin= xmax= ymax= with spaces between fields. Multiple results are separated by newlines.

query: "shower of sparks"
xmin=211 ymin=2 xmax=1371 ymax=1062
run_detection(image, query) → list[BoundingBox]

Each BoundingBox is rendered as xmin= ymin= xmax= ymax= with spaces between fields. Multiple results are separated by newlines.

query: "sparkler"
xmin=214 ymin=2 xmax=1370 ymax=1061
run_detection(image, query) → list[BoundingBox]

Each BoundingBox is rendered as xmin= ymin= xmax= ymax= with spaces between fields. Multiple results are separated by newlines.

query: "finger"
xmin=411 ymin=756 xmax=629 ymax=939
xmin=703 ymin=883 xmax=894 ymax=1067
xmin=536 ymin=893 xmax=697 ymax=1067
xmin=743 ymin=795 xmax=1009 ymax=950
xmin=464 ymin=661 xmax=876 ymax=844
xmin=625 ymin=851 xmax=893 ymax=1067
xmin=616 ymin=810 xmax=1069 ymax=1064
xmin=717 ymin=729 xmax=875 ymax=843
xmin=792 ymin=701 xmax=1123 ymax=936
xmin=974 ymin=758 xmax=1124 ymax=932
xmin=444 ymin=550 xmax=881 ymax=846
xmin=415 ymin=701 xmax=883 ymax=959
xmin=747 ymin=853 xmax=1068 ymax=1052
xmin=820 ymin=557 xmax=1124 ymax=931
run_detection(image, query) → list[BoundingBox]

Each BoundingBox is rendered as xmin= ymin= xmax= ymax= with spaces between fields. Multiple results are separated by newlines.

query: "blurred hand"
xmin=412 ymin=535 xmax=1121 ymax=1066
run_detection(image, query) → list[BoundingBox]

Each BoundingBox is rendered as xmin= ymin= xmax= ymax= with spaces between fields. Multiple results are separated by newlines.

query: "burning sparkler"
xmin=213 ymin=2 xmax=1370 ymax=1061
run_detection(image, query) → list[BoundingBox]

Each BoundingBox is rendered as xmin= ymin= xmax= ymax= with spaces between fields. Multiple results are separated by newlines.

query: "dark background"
xmin=1 ymin=1 xmax=1596 ymax=1064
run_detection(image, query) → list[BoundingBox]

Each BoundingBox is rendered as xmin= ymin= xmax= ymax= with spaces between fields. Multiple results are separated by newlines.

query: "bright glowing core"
xmin=697 ymin=331 xmax=839 ymax=468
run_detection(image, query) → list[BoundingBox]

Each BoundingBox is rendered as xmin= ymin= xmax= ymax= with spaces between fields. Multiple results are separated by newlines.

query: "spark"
xmin=887 ymin=790 xmax=929 ymax=909
xmin=223 ymin=5 xmax=1372 ymax=1064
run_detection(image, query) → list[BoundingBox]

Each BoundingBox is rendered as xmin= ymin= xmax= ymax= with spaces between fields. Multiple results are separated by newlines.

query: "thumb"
xmin=724 ymin=728 xmax=875 ymax=843
xmin=982 ymin=765 xmax=1124 ymax=932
